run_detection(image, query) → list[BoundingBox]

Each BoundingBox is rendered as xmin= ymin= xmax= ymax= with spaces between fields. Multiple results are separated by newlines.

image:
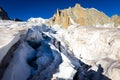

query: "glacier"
xmin=0 ymin=18 xmax=120 ymax=80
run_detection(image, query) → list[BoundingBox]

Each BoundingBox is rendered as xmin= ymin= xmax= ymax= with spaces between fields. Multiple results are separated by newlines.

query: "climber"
xmin=58 ymin=41 xmax=61 ymax=52
xmin=92 ymin=64 xmax=103 ymax=80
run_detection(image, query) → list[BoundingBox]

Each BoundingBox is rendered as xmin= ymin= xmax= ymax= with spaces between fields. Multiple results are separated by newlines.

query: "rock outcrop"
xmin=13 ymin=18 xmax=22 ymax=21
xmin=49 ymin=4 xmax=112 ymax=28
xmin=0 ymin=7 xmax=10 ymax=20
xmin=111 ymin=15 xmax=120 ymax=27
xmin=49 ymin=4 xmax=120 ymax=28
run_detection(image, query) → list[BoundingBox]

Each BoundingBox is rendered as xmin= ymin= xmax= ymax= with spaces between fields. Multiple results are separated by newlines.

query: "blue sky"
xmin=0 ymin=0 xmax=120 ymax=21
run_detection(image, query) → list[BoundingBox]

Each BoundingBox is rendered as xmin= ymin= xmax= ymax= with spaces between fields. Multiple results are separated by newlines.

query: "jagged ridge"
xmin=49 ymin=4 xmax=120 ymax=28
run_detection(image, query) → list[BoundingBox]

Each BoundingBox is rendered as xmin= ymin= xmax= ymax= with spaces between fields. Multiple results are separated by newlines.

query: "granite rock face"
xmin=0 ymin=7 xmax=10 ymax=20
xmin=111 ymin=15 xmax=120 ymax=27
xmin=49 ymin=4 xmax=112 ymax=28
xmin=49 ymin=4 xmax=120 ymax=28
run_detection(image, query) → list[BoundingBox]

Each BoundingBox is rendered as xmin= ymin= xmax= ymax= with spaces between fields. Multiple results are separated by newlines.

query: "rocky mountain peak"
xmin=74 ymin=3 xmax=81 ymax=9
xmin=49 ymin=3 xmax=113 ymax=28
xmin=0 ymin=6 xmax=10 ymax=20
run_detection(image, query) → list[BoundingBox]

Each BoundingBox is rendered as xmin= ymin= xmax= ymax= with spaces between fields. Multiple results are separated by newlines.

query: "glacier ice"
xmin=0 ymin=18 xmax=120 ymax=80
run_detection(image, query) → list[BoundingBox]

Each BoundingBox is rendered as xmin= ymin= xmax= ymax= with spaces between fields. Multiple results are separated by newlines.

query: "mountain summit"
xmin=49 ymin=4 xmax=120 ymax=28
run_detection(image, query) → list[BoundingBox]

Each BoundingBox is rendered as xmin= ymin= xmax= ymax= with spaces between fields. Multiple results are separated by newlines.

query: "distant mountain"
xmin=0 ymin=7 xmax=22 ymax=21
xmin=0 ymin=7 xmax=10 ymax=20
xmin=49 ymin=4 xmax=120 ymax=28
xmin=13 ymin=18 xmax=22 ymax=21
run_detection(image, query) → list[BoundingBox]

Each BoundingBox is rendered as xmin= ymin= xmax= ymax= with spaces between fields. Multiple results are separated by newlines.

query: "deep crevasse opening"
xmin=1 ymin=25 xmax=74 ymax=80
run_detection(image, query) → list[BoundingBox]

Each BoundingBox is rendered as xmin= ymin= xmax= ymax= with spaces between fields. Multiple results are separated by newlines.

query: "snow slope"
xmin=0 ymin=20 xmax=27 ymax=63
xmin=2 ymin=42 xmax=35 ymax=80
xmin=56 ymin=25 xmax=120 ymax=80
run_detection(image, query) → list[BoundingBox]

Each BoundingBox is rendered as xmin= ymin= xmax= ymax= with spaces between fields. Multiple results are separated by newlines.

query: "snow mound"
xmin=27 ymin=17 xmax=48 ymax=24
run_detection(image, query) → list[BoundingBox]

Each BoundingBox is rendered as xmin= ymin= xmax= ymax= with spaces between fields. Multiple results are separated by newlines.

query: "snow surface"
xmin=1 ymin=17 xmax=120 ymax=80
xmin=51 ymin=24 xmax=120 ymax=80
xmin=0 ymin=21 xmax=27 ymax=63
xmin=61 ymin=26 xmax=120 ymax=61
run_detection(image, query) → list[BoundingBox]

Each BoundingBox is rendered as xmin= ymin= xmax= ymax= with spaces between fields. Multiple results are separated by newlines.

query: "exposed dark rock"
xmin=0 ymin=7 xmax=10 ymax=20
xmin=13 ymin=18 xmax=22 ymax=21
